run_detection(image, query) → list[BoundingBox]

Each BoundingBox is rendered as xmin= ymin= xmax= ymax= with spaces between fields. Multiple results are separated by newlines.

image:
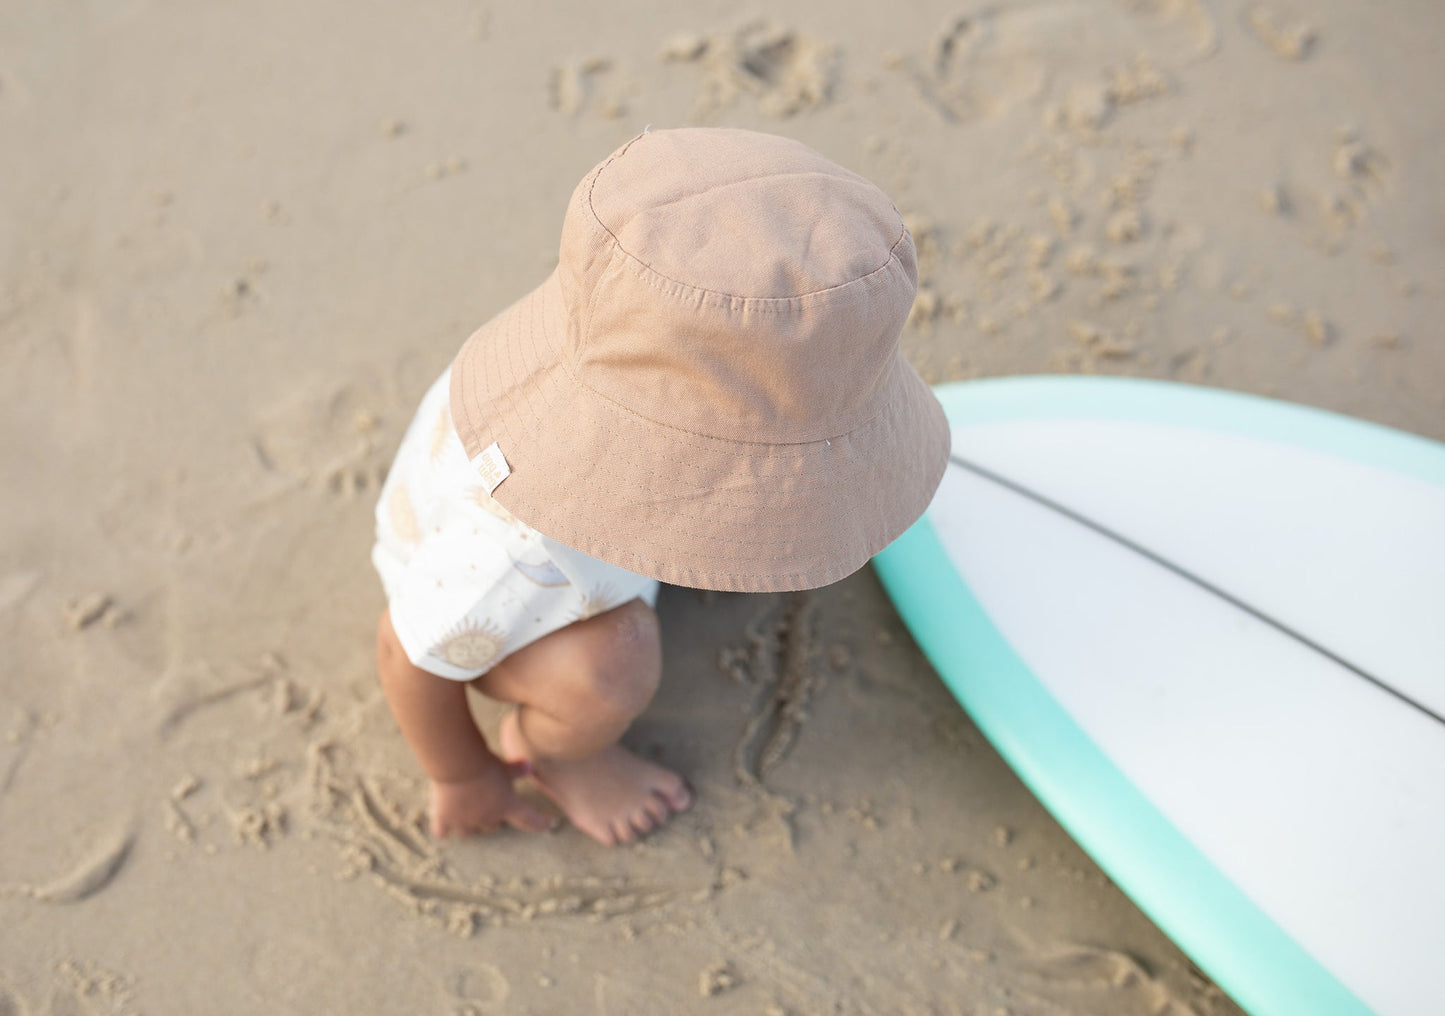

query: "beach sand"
xmin=1 ymin=0 xmax=1441 ymax=1012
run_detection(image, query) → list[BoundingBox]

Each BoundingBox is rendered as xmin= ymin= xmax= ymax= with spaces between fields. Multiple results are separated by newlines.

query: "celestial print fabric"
xmin=372 ymin=367 xmax=660 ymax=681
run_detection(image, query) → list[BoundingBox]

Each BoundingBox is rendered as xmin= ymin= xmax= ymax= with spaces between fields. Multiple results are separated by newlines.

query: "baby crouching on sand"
xmin=372 ymin=127 xmax=948 ymax=845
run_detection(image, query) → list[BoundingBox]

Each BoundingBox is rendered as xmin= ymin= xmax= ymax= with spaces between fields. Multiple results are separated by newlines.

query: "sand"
xmin=1 ymin=0 xmax=1441 ymax=1012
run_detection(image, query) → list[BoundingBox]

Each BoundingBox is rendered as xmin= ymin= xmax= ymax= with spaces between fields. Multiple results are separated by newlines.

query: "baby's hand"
xmin=428 ymin=761 xmax=556 ymax=838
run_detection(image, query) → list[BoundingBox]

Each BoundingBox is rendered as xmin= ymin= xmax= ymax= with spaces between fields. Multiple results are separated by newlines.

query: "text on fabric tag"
xmin=473 ymin=442 xmax=511 ymax=494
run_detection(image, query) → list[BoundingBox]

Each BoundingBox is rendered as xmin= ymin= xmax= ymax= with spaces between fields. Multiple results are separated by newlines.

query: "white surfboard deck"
xmin=872 ymin=376 xmax=1445 ymax=1016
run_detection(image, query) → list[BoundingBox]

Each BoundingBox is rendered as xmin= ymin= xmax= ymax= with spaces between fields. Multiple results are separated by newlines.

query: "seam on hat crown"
xmin=580 ymin=129 xmax=911 ymax=303
xmin=582 ymin=178 xmax=910 ymax=305
xmin=551 ymin=127 xmax=922 ymax=448
xmin=612 ymin=235 xmax=915 ymax=320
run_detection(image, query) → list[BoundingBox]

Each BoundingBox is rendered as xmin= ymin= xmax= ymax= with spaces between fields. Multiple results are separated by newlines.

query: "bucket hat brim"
xmin=450 ymin=269 xmax=950 ymax=593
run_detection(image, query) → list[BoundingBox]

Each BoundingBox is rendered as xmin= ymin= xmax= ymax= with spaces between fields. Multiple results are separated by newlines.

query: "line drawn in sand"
xmin=1008 ymin=937 xmax=1232 ymax=1016
xmin=153 ymin=662 xmax=275 ymax=739
xmin=305 ymin=741 xmax=713 ymax=937
xmin=719 ymin=591 xmax=829 ymax=793
xmin=1 ymin=823 xmax=136 ymax=904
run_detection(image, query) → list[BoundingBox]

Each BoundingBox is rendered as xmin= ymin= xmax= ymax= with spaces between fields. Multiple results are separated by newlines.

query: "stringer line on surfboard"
xmin=947 ymin=453 xmax=1445 ymax=730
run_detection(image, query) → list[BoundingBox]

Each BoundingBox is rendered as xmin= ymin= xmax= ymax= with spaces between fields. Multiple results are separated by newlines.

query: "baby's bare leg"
xmin=473 ymin=599 xmax=692 ymax=845
xmin=376 ymin=610 xmax=552 ymax=838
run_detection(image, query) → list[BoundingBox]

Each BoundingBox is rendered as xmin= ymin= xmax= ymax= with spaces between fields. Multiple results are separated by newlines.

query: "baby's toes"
xmin=629 ymin=809 xmax=658 ymax=840
xmin=610 ymin=817 xmax=639 ymax=845
xmin=639 ymin=791 xmax=669 ymax=826
xmin=657 ymin=775 xmax=693 ymax=812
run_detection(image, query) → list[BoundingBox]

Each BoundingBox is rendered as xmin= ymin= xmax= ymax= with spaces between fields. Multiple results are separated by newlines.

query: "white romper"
xmin=371 ymin=366 xmax=659 ymax=681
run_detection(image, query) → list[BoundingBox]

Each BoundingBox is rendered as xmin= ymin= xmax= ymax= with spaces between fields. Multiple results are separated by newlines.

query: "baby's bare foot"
xmin=499 ymin=710 xmax=692 ymax=846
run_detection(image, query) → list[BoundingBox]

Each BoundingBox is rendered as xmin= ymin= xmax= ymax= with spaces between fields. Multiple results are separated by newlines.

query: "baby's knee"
xmin=566 ymin=599 xmax=661 ymax=717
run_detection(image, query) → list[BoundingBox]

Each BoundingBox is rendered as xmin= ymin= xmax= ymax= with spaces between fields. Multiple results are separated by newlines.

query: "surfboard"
xmin=871 ymin=375 xmax=1445 ymax=1016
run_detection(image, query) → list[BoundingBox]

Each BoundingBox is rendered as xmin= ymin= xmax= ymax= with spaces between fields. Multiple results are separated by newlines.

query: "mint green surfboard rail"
xmin=871 ymin=375 xmax=1445 ymax=1016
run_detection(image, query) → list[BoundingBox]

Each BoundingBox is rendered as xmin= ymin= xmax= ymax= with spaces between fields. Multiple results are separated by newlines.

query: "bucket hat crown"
xmin=450 ymin=127 xmax=949 ymax=592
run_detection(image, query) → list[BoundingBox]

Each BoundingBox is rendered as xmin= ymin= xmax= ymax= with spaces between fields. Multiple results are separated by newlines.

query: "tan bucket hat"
xmin=449 ymin=127 xmax=948 ymax=592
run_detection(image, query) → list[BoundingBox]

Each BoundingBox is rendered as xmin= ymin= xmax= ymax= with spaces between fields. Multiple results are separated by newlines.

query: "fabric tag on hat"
xmin=472 ymin=442 xmax=511 ymax=495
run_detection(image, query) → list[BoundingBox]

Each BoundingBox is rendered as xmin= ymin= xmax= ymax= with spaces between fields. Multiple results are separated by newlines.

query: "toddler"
xmin=373 ymin=127 xmax=948 ymax=845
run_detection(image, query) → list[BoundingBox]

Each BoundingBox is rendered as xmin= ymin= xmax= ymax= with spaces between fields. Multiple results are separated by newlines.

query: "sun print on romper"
xmin=430 ymin=616 xmax=508 ymax=672
xmin=387 ymin=482 xmax=422 ymax=545
xmin=575 ymin=582 xmax=619 ymax=621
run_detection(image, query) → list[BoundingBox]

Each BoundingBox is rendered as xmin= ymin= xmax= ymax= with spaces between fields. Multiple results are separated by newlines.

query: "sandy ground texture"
xmin=2 ymin=0 xmax=1442 ymax=1012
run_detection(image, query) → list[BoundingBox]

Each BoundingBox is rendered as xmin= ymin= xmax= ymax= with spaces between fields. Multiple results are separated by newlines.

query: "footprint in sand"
xmin=549 ymin=57 xmax=627 ymax=120
xmin=902 ymin=2 xmax=1196 ymax=128
xmin=450 ymin=964 xmax=510 ymax=1010
xmin=250 ymin=378 xmax=390 ymax=499
xmin=1244 ymin=4 xmax=1317 ymax=61
xmin=48 ymin=960 xmax=136 ymax=1016
xmin=660 ymin=21 xmax=836 ymax=119
xmin=1021 ymin=942 xmax=1208 ymax=1015
xmin=1332 ymin=130 xmax=1390 ymax=194
xmin=902 ymin=8 xmax=1055 ymax=123
xmin=1283 ymin=129 xmax=1393 ymax=247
